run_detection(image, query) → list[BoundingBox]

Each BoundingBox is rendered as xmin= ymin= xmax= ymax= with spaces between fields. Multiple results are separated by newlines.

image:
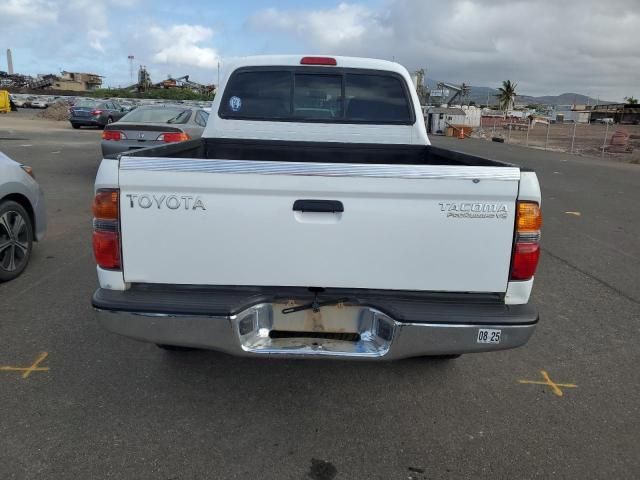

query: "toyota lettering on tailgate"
xmin=125 ymin=194 xmax=206 ymax=210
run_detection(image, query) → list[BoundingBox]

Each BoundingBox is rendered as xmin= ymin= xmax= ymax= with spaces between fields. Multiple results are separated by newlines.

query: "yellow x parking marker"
xmin=0 ymin=352 xmax=49 ymax=378
xmin=518 ymin=370 xmax=577 ymax=397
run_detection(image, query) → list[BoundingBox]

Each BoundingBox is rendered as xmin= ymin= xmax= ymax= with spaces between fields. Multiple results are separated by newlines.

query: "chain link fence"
xmin=474 ymin=119 xmax=640 ymax=162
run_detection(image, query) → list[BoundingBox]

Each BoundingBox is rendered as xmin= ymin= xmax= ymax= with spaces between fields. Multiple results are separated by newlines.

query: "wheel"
xmin=0 ymin=201 xmax=34 ymax=282
xmin=71 ymin=123 xmax=80 ymax=129
xmin=156 ymin=344 xmax=197 ymax=352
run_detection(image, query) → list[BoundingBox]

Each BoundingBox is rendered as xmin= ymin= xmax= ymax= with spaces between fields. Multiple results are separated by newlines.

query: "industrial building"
xmin=590 ymin=104 xmax=640 ymax=124
xmin=425 ymin=107 xmax=466 ymax=134
xmin=51 ymin=71 xmax=103 ymax=91
xmin=553 ymin=105 xmax=591 ymax=123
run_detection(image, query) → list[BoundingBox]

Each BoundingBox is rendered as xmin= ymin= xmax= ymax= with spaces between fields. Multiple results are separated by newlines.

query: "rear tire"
xmin=156 ymin=344 xmax=198 ymax=352
xmin=0 ymin=200 xmax=34 ymax=283
xmin=102 ymin=117 xmax=113 ymax=129
xmin=71 ymin=123 xmax=80 ymax=129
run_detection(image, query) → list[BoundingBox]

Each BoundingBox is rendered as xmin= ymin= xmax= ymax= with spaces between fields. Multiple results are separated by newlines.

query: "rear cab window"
xmin=219 ymin=67 xmax=414 ymax=124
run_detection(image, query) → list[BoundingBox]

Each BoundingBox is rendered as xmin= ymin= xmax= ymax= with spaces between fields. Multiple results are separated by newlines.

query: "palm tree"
xmin=625 ymin=96 xmax=638 ymax=105
xmin=496 ymin=80 xmax=518 ymax=111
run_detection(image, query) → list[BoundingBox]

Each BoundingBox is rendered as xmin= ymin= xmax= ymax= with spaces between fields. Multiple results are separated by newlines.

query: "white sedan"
xmin=0 ymin=152 xmax=47 ymax=281
xmin=30 ymin=98 xmax=49 ymax=109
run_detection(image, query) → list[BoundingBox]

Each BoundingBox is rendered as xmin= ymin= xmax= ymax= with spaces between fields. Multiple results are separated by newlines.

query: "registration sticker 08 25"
xmin=477 ymin=328 xmax=501 ymax=344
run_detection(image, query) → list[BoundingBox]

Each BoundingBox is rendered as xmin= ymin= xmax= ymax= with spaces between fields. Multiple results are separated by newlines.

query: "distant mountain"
xmin=467 ymin=87 xmax=614 ymax=107
xmin=425 ymin=79 xmax=614 ymax=106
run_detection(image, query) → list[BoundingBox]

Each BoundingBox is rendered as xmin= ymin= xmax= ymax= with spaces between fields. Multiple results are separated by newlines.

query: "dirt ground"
xmin=473 ymin=121 xmax=640 ymax=163
xmin=0 ymin=108 xmax=74 ymax=132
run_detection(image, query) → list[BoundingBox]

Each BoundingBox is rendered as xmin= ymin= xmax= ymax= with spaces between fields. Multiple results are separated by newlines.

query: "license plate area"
xmin=477 ymin=328 xmax=501 ymax=344
xmin=234 ymin=303 xmax=396 ymax=358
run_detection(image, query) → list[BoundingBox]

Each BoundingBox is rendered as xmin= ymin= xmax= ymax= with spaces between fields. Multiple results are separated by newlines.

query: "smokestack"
xmin=6 ymin=49 xmax=14 ymax=75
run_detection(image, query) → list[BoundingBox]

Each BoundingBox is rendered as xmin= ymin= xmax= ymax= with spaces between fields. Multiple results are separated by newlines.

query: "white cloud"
xmin=107 ymin=0 xmax=139 ymax=6
xmin=88 ymin=28 xmax=110 ymax=52
xmin=63 ymin=0 xmax=110 ymax=52
xmin=249 ymin=0 xmax=640 ymax=100
xmin=0 ymin=0 xmax=58 ymax=25
xmin=148 ymin=24 xmax=220 ymax=69
xmin=250 ymin=3 xmax=391 ymax=49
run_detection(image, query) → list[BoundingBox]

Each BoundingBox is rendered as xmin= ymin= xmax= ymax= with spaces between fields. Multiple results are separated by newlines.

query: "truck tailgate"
xmin=118 ymin=157 xmax=520 ymax=293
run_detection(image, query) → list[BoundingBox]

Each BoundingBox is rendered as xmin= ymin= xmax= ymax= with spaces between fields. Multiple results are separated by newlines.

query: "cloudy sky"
xmin=1 ymin=0 xmax=638 ymax=100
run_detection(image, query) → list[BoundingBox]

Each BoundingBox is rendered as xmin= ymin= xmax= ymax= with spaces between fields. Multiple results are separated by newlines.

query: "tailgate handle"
xmin=293 ymin=199 xmax=344 ymax=213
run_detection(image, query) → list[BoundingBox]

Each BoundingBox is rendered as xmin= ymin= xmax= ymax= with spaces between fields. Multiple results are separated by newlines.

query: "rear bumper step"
xmin=92 ymin=288 xmax=538 ymax=360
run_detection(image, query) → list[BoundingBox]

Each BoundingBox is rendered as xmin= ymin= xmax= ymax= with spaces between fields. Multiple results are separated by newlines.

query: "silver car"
xmin=0 ymin=152 xmax=46 ymax=282
xmin=101 ymin=106 xmax=209 ymax=157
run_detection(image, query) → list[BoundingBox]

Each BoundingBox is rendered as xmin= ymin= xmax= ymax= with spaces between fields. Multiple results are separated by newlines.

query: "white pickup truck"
xmin=92 ymin=55 xmax=541 ymax=360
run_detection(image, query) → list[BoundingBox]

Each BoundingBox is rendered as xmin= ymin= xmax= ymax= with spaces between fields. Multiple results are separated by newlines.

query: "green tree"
xmin=496 ymin=80 xmax=518 ymax=111
xmin=625 ymin=96 xmax=638 ymax=104
xmin=88 ymin=88 xmax=214 ymax=101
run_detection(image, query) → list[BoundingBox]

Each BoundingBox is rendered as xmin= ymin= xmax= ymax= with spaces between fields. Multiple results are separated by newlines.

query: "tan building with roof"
xmin=51 ymin=71 xmax=102 ymax=91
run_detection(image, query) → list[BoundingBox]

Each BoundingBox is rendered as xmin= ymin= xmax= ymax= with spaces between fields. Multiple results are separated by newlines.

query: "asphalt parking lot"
xmin=1 ymin=110 xmax=639 ymax=479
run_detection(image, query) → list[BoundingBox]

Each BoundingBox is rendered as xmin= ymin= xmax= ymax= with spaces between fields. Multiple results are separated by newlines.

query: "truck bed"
xmin=122 ymin=137 xmax=525 ymax=169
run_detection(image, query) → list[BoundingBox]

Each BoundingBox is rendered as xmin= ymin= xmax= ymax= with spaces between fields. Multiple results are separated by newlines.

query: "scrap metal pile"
xmin=0 ymin=71 xmax=57 ymax=90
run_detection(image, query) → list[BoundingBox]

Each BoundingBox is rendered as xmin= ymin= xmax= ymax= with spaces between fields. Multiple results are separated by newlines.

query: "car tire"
xmin=0 ymin=200 xmax=34 ymax=283
xmin=71 ymin=123 xmax=80 ymax=129
xmin=156 ymin=344 xmax=198 ymax=352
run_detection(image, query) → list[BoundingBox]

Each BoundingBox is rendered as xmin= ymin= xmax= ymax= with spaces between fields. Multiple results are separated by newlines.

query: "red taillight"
xmin=93 ymin=230 xmax=121 ymax=269
xmin=102 ymin=130 xmax=126 ymax=141
xmin=157 ymin=132 xmax=190 ymax=143
xmin=300 ymin=56 xmax=337 ymax=66
xmin=511 ymin=243 xmax=540 ymax=280
xmin=93 ymin=189 xmax=121 ymax=270
xmin=90 ymin=109 xmax=103 ymax=116
xmin=510 ymin=201 xmax=542 ymax=281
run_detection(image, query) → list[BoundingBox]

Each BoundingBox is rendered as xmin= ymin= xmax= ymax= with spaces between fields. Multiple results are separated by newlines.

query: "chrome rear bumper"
xmin=94 ymin=300 xmax=538 ymax=360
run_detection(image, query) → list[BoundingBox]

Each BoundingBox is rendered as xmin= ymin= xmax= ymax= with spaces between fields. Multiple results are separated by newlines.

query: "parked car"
xmin=10 ymin=95 xmax=28 ymax=108
xmin=101 ymin=106 xmax=209 ymax=157
xmin=30 ymin=98 xmax=49 ymax=109
xmin=23 ymin=96 xmax=37 ymax=108
xmin=0 ymin=151 xmax=46 ymax=282
xmin=92 ymin=55 xmax=542 ymax=360
xmin=594 ymin=118 xmax=614 ymax=125
xmin=118 ymin=101 xmax=136 ymax=112
xmin=69 ymin=99 xmax=127 ymax=129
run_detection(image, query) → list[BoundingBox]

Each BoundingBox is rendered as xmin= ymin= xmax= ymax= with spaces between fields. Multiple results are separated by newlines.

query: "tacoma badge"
xmin=439 ymin=202 xmax=508 ymax=219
